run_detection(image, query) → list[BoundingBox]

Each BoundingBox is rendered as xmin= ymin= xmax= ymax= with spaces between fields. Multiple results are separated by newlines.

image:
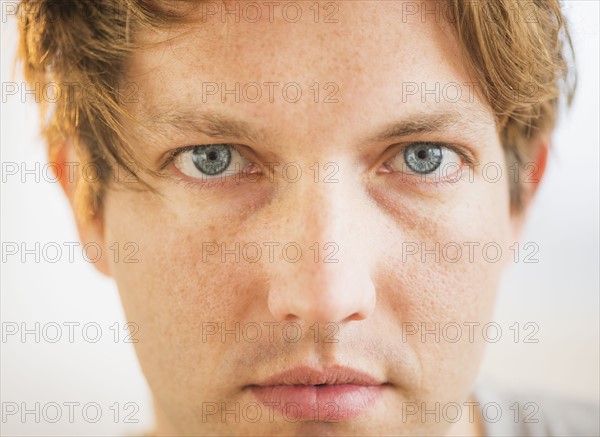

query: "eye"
xmin=173 ymin=144 xmax=251 ymax=179
xmin=386 ymin=142 xmax=463 ymax=177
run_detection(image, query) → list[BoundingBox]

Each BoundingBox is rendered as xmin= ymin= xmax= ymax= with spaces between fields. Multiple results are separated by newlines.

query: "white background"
xmin=1 ymin=2 xmax=599 ymax=435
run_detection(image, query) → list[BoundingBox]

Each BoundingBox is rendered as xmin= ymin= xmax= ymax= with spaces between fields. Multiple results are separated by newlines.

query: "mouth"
xmin=246 ymin=365 xmax=389 ymax=421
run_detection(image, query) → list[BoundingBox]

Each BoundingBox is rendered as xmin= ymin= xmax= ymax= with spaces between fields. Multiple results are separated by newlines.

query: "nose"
xmin=266 ymin=164 xmax=376 ymax=324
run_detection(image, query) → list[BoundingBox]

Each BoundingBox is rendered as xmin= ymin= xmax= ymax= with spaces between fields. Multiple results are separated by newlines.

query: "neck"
xmin=445 ymin=393 xmax=486 ymax=437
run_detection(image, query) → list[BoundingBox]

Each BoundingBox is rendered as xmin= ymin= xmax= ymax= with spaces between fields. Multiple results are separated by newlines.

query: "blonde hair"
xmin=16 ymin=0 xmax=576 ymax=217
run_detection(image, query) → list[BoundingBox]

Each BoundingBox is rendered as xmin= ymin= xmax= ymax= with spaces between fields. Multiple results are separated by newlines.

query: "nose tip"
xmin=267 ymin=262 xmax=377 ymax=324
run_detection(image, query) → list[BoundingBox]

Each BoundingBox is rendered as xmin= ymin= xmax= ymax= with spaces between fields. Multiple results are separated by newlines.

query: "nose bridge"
xmin=295 ymin=167 xmax=346 ymax=245
xmin=285 ymin=159 xmax=360 ymax=265
xmin=266 ymin=166 xmax=376 ymax=324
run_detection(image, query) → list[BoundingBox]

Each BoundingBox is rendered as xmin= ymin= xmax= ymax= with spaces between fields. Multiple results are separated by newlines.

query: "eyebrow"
xmin=138 ymin=103 xmax=493 ymax=146
xmin=138 ymin=107 xmax=270 ymax=145
xmin=366 ymin=106 xmax=493 ymax=143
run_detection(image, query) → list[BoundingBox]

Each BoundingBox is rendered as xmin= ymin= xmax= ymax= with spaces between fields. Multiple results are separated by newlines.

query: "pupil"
xmin=192 ymin=144 xmax=232 ymax=176
xmin=403 ymin=143 xmax=442 ymax=175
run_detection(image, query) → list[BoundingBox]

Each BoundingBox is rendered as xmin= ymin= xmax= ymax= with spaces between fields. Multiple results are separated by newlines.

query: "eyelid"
xmin=160 ymin=143 xmax=240 ymax=171
xmin=388 ymin=141 xmax=476 ymax=167
xmin=161 ymin=141 xmax=477 ymax=174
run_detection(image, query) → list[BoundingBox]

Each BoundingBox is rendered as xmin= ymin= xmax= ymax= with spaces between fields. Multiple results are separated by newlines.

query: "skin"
xmin=59 ymin=1 xmax=548 ymax=435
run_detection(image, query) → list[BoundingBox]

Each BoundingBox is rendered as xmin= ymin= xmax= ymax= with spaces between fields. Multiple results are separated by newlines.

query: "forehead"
xmin=126 ymin=1 xmax=493 ymax=147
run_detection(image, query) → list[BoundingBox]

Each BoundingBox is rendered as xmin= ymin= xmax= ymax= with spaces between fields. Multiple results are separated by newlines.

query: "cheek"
xmin=102 ymin=187 xmax=263 ymax=390
xmin=369 ymin=161 xmax=512 ymax=389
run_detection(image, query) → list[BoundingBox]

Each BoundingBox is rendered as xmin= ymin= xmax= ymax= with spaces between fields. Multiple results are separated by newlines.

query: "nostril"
xmin=344 ymin=312 xmax=366 ymax=322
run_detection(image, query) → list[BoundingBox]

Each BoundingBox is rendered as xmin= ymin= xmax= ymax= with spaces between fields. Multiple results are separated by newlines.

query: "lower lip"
xmin=249 ymin=384 xmax=385 ymax=421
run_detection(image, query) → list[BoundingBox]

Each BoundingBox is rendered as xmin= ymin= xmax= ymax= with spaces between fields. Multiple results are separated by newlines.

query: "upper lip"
xmin=251 ymin=365 xmax=385 ymax=386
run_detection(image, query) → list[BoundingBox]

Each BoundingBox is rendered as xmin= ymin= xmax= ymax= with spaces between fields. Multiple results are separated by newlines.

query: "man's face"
xmin=95 ymin=2 xmax=517 ymax=435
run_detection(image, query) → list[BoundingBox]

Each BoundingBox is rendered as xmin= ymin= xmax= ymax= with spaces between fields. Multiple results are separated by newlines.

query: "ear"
xmin=509 ymin=134 xmax=549 ymax=242
xmin=52 ymin=141 xmax=112 ymax=277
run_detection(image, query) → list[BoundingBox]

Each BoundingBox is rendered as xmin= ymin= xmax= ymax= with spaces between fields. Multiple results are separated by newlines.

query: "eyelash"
xmin=161 ymin=144 xmax=240 ymax=171
xmin=390 ymin=141 xmax=474 ymax=163
xmin=161 ymin=141 xmax=476 ymax=182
